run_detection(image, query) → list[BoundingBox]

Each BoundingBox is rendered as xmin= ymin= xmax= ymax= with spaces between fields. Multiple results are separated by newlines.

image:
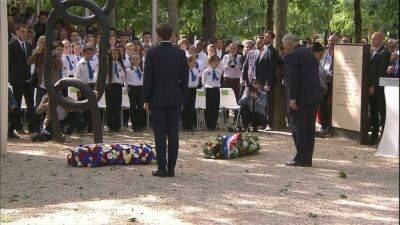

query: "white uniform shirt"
xmin=202 ymin=67 xmax=222 ymax=88
xmin=124 ymin=55 xmax=133 ymax=69
xmin=222 ymin=54 xmax=242 ymax=79
xmin=125 ymin=66 xmax=143 ymax=86
xmin=188 ymin=68 xmax=201 ymax=88
xmin=197 ymin=51 xmax=208 ymax=66
xmin=110 ymin=61 xmax=126 ymax=84
xmin=62 ymin=53 xmax=78 ymax=77
xmin=74 ymin=58 xmax=97 ymax=84
xmin=216 ymin=49 xmax=223 ymax=59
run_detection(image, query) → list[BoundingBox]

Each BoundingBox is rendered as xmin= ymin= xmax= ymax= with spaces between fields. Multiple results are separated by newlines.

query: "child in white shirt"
xmin=202 ymin=54 xmax=222 ymax=131
xmin=125 ymin=54 xmax=145 ymax=131
xmin=105 ymin=47 xmax=126 ymax=132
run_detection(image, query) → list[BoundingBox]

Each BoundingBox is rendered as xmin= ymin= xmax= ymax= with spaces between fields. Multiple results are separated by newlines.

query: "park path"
xmin=1 ymin=130 xmax=399 ymax=225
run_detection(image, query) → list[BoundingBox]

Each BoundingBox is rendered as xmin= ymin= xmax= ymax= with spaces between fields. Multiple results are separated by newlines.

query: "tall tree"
xmin=272 ymin=0 xmax=288 ymax=130
xmin=202 ymin=0 xmax=217 ymax=40
xmin=354 ymin=0 xmax=362 ymax=43
xmin=167 ymin=0 xmax=179 ymax=33
xmin=266 ymin=0 xmax=274 ymax=31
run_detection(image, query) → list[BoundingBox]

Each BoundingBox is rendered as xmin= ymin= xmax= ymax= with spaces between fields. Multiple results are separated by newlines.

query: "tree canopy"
xmin=18 ymin=0 xmax=399 ymax=40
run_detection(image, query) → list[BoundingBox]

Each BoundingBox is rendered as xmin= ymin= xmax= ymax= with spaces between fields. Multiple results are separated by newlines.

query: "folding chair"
xmin=195 ymin=89 xmax=206 ymax=130
xmin=219 ymin=88 xmax=241 ymax=127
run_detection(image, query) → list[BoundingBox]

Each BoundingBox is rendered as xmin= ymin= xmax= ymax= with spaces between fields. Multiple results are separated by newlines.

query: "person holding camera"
xmin=238 ymin=80 xmax=267 ymax=132
xmin=28 ymin=36 xmax=63 ymax=133
xmin=222 ymin=43 xmax=243 ymax=101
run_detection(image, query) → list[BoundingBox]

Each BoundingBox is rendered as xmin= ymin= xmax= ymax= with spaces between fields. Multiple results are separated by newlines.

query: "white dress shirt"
xmin=216 ymin=49 xmax=223 ymax=59
xmin=222 ymin=54 xmax=242 ymax=79
xmin=110 ymin=61 xmax=126 ymax=84
xmin=125 ymin=66 xmax=143 ymax=86
xmin=188 ymin=68 xmax=201 ymax=88
xmin=202 ymin=67 xmax=222 ymax=88
xmin=62 ymin=53 xmax=77 ymax=77
xmin=74 ymin=58 xmax=97 ymax=84
xmin=197 ymin=51 xmax=208 ymax=66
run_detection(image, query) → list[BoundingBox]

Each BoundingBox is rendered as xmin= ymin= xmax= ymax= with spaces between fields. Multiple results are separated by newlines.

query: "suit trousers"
xmin=105 ymin=84 xmax=122 ymax=131
xmin=181 ymin=88 xmax=197 ymax=130
xmin=288 ymin=103 xmax=318 ymax=164
xmin=369 ymin=88 xmax=386 ymax=138
xmin=12 ymin=82 xmax=35 ymax=132
xmin=150 ymin=106 xmax=181 ymax=173
xmin=127 ymin=85 xmax=146 ymax=130
xmin=35 ymin=87 xmax=47 ymax=132
xmin=78 ymin=83 xmax=95 ymax=132
xmin=266 ymin=88 xmax=274 ymax=127
xmin=205 ymin=88 xmax=220 ymax=130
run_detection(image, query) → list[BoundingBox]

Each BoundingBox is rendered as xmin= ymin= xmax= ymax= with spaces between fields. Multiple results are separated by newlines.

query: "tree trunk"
xmin=167 ymin=0 xmax=179 ymax=33
xmin=108 ymin=8 xmax=117 ymax=28
xmin=20 ymin=0 xmax=27 ymax=14
xmin=271 ymin=0 xmax=288 ymax=130
xmin=265 ymin=0 xmax=274 ymax=31
xmin=354 ymin=0 xmax=362 ymax=43
xmin=202 ymin=0 xmax=217 ymax=41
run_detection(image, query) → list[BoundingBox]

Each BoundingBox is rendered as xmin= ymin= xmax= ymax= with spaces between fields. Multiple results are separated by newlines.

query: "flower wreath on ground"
xmin=67 ymin=144 xmax=156 ymax=167
xmin=203 ymin=132 xmax=261 ymax=159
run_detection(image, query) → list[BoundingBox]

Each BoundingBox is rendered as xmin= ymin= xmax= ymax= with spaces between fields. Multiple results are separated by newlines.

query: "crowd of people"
xmin=7 ymin=8 xmax=399 ymax=150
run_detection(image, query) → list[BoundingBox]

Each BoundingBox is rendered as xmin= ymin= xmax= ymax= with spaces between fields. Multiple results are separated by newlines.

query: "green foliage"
xmin=339 ymin=170 xmax=348 ymax=178
xmin=20 ymin=0 xmax=399 ymax=40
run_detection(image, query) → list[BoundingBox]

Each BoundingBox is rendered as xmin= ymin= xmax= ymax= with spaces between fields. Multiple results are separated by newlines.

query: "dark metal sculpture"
xmin=44 ymin=0 xmax=115 ymax=143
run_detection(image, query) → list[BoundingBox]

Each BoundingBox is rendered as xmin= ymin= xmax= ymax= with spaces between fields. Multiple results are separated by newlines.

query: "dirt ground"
xmin=0 ymin=129 xmax=399 ymax=225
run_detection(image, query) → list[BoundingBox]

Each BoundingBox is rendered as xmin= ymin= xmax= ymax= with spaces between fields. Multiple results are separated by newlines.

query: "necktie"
xmin=196 ymin=62 xmax=199 ymax=70
xmin=66 ymin=55 xmax=73 ymax=71
xmin=129 ymin=58 xmax=132 ymax=63
xmin=190 ymin=69 xmax=196 ymax=82
xmin=21 ymin=42 xmax=27 ymax=57
xmin=212 ymin=69 xmax=218 ymax=81
xmin=77 ymin=56 xmax=80 ymax=62
xmin=87 ymin=62 xmax=94 ymax=80
xmin=114 ymin=62 xmax=119 ymax=78
xmin=136 ymin=68 xmax=142 ymax=79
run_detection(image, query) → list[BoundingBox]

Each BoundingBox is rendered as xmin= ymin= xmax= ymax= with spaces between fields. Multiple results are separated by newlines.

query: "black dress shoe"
xmin=285 ymin=161 xmax=312 ymax=167
xmin=152 ymin=170 xmax=167 ymax=177
xmin=8 ymin=132 xmax=20 ymax=139
xmin=167 ymin=171 xmax=175 ymax=177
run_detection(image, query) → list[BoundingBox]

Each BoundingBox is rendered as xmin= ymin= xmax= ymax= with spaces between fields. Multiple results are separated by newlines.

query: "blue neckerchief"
xmin=135 ymin=68 xmax=142 ymax=79
xmin=190 ymin=69 xmax=196 ymax=82
xmin=114 ymin=62 xmax=119 ymax=78
xmin=212 ymin=69 xmax=219 ymax=81
xmin=66 ymin=55 xmax=73 ymax=71
xmin=87 ymin=61 xmax=94 ymax=80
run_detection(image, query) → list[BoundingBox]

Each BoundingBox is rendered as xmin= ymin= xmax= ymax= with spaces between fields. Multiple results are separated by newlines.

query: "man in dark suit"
xmin=255 ymin=31 xmax=278 ymax=130
xmin=283 ymin=35 xmax=321 ymax=167
xmin=8 ymin=23 xmax=35 ymax=137
xmin=367 ymin=32 xmax=391 ymax=145
xmin=142 ymin=23 xmax=189 ymax=177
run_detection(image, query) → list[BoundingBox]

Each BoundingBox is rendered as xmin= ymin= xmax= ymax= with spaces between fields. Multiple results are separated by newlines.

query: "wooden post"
xmin=0 ymin=0 xmax=8 ymax=152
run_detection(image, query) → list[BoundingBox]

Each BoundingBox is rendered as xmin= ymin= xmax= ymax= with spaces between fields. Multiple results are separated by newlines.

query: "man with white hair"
xmin=367 ymin=32 xmax=391 ymax=145
xmin=283 ymin=34 xmax=321 ymax=167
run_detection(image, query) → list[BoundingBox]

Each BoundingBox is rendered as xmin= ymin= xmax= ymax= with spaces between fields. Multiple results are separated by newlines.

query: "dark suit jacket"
xmin=284 ymin=45 xmax=321 ymax=110
xmin=142 ymin=42 xmax=189 ymax=107
xmin=8 ymin=39 xmax=33 ymax=88
xmin=367 ymin=45 xmax=391 ymax=88
xmin=255 ymin=45 xmax=278 ymax=88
